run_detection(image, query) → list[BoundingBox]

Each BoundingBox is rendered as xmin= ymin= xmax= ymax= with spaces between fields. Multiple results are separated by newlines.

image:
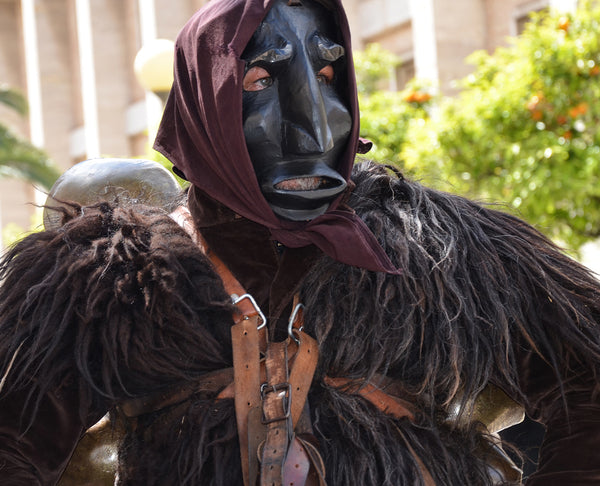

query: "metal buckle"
xmin=260 ymin=382 xmax=292 ymax=424
xmin=231 ymin=293 xmax=267 ymax=330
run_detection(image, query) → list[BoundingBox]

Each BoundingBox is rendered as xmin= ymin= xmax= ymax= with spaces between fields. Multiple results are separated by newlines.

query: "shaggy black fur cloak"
xmin=0 ymin=203 xmax=235 ymax=484
xmin=1 ymin=162 xmax=599 ymax=485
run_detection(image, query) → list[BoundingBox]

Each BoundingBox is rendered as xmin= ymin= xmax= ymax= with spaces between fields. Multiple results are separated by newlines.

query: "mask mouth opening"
xmin=274 ymin=175 xmax=340 ymax=191
xmin=262 ymin=163 xmax=346 ymax=201
xmin=258 ymin=161 xmax=347 ymax=220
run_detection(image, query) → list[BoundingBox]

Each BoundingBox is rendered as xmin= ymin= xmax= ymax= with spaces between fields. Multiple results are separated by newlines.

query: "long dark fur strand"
xmin=120 ymin=162 xmax=600 ymax=485
xmin=1 ymin=162 xmax=599 ymax=485
xmin=302 ymin=161 xmax=600 ymax=406
xmin=0 ymin=202 xmax=234 ymax=427
xmin=298 ymin=161 xmax=600 ymax=484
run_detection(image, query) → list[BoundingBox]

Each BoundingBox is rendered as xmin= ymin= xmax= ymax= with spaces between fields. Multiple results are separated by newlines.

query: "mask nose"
xmin=281 ymin=62 xmax=334 ymax=156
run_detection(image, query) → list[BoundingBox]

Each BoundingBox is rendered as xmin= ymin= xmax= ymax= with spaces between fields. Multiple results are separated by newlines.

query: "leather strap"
xmin=171 ymin=206 xmax=267 ymax=347
xmin=119 ymin=367 xmax=234 ymax=418
xmin=323 ymin=376 xmax=415 ymax=421
xmin=402 ymin=437 xmax=436 ymax=486
xmin=282 ymin=437 xmax=311 ymax=485
xmin=171 ymin=206 xmax=323 ymax=486
xmin=261 ymin=341 xmax=291 ymax=486
xmin=171 ymin=206 xmax=267 ymax=486
xmin=288 ymin=333 xmax=319 ymax=428
xmin=232 ymin=316 xmax=263 ymax=486
xmin=324 ymin=376 xmax=436 ymax=485
xmin=294 ymin=436 xmax=327 ymax=486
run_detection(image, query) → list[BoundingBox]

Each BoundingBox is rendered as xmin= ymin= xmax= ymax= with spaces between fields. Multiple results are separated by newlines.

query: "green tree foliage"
xmin=1 ymin=84 xmax=62 ymax=247
xmin=355 ymin=45 xmax=435 ymax=168
xmin=147 ymin=147 xmax=190 ymax=189
xmin=399 ymin=1 xmax=600 ymax=249
xmin=2 ymin=211 xmax=43 ymax=248
xmin=0 ymin=84 xmax=60 ymax=190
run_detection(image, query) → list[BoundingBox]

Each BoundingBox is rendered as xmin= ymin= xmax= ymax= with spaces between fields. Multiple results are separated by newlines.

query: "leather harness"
xmin=168 ymin=206 xmax=433 ymax=486
xmin=62 ymin=206 xmax=522 ymax=485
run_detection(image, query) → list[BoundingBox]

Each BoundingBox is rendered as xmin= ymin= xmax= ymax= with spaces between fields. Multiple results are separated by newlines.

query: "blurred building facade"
xmin=344 ymin=0 xmax=576 ymax=94
xmin=0 ymin=0 xmax=578 ymax=241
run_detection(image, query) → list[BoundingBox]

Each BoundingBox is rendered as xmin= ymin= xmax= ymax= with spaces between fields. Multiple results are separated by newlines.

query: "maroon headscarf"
xmin=154 ymin=0 xmax=400 ymax=274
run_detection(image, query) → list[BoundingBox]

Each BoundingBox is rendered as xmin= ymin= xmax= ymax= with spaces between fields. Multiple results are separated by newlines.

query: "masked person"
xmin=1 ymin=0 xmax=600 ymax=485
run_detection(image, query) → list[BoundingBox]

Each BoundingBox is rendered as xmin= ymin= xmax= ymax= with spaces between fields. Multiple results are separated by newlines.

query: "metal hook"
xmin=287 ymin=303 xmax=304 ymax=344
xmin=232 ymin=293 xmax=267 ymax=330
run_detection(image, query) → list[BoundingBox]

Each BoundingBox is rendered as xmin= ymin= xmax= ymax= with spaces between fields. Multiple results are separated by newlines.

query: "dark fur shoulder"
xmin=0 ymin=202 xmax=234 ymax=422
xmin=290 ymin=161 xmax=600 ymax=484
xmin=116 ymin=162 xmax=600 ymax=485
xmin=301 ymin=161 xmax=600 ymax=406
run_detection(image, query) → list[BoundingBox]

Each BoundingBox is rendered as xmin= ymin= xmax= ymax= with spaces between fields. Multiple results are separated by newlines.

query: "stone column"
xmin=409 ymin=0 xmax=439 ymax=86
xmin=74 ymin=0 xmax=101 ymax=158
xmin=410 ymin=0 xmax=487 ymax=94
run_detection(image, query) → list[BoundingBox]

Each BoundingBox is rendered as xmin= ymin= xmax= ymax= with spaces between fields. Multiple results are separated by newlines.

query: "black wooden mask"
xmin=241 ymin=0 xmax=352 ymax=221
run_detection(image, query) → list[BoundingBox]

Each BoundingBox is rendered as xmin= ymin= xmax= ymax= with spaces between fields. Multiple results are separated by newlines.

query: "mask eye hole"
xmin=317 ymin=65 xmax=334 ymax=85
xmin=243 ymin=66 xmax=273 ymax=92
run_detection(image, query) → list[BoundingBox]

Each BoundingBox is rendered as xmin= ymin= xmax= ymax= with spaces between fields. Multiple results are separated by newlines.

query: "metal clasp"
xmin=287 ymin=303 xmax=304 ymax=344
xmin=231 ymin=293 xmax=267 ymax=330
xmin=260 ymin=382 xmax=292 ymax=424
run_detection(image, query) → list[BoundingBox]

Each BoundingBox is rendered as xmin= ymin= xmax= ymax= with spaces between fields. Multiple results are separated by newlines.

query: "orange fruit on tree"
xmin=558 ymin=17 xmax=570 ymax=31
